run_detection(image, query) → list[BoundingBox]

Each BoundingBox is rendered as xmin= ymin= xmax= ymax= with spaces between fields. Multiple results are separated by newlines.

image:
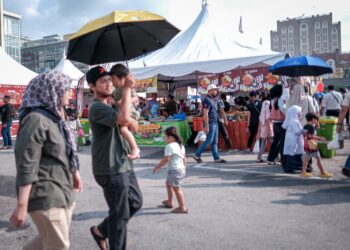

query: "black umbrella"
xmin=67 ymin=10 xmax=180 ymax=65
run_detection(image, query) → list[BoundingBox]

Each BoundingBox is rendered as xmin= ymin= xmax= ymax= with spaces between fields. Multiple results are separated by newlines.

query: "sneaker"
xmin=301 ymin=172 xmax=312 ymax=177
xmin=320 ymin=172 xmax=333 ymax=178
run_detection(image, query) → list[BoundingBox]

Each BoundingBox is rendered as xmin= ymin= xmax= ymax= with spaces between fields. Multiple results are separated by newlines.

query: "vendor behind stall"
xmin=146 ymin=92 xmax=160 ymax=118
xmin=164 ymin=95 xmax=177 ymax=116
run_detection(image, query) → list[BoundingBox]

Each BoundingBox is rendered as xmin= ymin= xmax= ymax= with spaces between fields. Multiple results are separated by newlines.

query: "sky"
xmin=4 ymin=0 xmax=350 ymax=52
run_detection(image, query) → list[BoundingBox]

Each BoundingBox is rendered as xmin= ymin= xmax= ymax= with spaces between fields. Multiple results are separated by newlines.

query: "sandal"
xmin=161 ymin=200 xmax=173 ymax=208
xmin=256 ymin=159 xmax=264 ymax=163
xmin=214 ymin=159 xmax=227 ymax=163
xmin=171 ymin=207 xmax=188 ymax=214
xmin=90 ymin=226 xmax=107 ymax=250
xmin=320 ymin=172 xmax=333 ymax=178
xmin=193 ymin=156 xmax=203 ymax=163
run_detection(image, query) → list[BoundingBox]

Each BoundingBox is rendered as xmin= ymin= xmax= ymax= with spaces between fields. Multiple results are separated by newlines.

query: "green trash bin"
xmin=317 ymin=116 xmax=338 ymax=158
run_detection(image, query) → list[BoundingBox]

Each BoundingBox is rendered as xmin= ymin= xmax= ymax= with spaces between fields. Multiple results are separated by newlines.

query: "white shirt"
xmin=321 ymin=91 xmax=343 ymax=110
xmin=164 ymin=142 xmax=186 ymax=171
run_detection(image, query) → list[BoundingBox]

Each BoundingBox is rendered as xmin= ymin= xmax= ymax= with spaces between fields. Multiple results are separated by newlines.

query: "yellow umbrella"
xmin=67 ymin=10 xmax=179 ymax=65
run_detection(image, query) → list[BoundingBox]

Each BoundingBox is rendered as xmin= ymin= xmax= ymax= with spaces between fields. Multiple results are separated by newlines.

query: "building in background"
xmin=0 ymin=0 xmax=4 ymax=47
xmin=271 ymin=13 xmax=341 ymax=56
xmin=21 ymin=34 xmax=88 ymax=73
xmin=3 ymin=10 xmax=22 ymax=62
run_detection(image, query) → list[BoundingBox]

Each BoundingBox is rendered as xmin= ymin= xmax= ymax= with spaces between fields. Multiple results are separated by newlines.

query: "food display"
xmin=226 ymin=111 xmax=249 ymax=121
xmin=265 ymin=73 xmax=279 ymax=84
xmin=137 ymin=123 xmax=161 ymax=134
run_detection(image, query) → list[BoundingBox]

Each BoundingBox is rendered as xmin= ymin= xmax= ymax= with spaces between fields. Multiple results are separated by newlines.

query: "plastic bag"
xmin=78 ymin=128 xmax=85 ymax=137
xmin=194 ymin=131 xmax=207 ymax=144
xmin=253 ymin=140 xmax=260 ymax=153
xmin=327 ymin=134 xmax=340 ymax=150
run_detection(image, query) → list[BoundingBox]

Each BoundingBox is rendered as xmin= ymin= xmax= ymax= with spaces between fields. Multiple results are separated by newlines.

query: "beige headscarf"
xmin=288 ymin=84 xmax=306 ymax=107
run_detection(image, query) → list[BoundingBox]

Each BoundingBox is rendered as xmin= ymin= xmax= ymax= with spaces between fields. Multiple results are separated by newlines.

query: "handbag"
xmin=270 ymin=104 xmax=285 ymax=121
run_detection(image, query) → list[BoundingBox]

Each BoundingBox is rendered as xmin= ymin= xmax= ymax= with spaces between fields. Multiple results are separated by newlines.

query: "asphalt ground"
xmin=0 ymin=141 xmax=349 ymax=250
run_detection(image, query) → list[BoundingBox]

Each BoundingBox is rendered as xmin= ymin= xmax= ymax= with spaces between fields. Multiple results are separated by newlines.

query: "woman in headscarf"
xmin=267 ymin=85 xmax=286 ymax=165
xmin=282 ymin=105 xmax=304 ymax=173
xmin=10 ymin=70 xmax=82 ymax=250
xmin=288 ymin=83 xmax=315 ymax=126
xmin=256 ymin=97 xmax=273 ymax=163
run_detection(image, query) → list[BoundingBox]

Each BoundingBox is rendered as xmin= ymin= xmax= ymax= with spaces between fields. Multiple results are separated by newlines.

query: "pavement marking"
xmin=191 ymin=163 xmax=350 ymax=183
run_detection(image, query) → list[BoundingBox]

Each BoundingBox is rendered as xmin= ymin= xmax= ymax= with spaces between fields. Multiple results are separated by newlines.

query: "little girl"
xmin=153 ymin=126 xmax=188 ymax=214
xmin=256 ymin=99 xmax=273 ymax=163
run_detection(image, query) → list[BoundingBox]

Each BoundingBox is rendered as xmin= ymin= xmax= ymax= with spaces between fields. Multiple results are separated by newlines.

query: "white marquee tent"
xmin=0 ymin=47 xmax=37 ymax=85
xmin=129 ymin=4 xmax=284 ymax=80
xmin=53 ymin=56 xmax=85 ymax=86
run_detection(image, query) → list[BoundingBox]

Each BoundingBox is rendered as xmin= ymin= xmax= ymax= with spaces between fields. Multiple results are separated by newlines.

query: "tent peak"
xmin=202 ymin=0 xmax=208 ymax=8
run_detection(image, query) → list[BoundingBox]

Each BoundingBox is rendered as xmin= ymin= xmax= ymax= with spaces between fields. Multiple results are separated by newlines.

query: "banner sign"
xmin=197 ymin=67 xmax=289 ymax=94
xmin=0 ymin=84 xmax=27 ymax=106
xmin=135 ymin=76 xmax=158 ymax=93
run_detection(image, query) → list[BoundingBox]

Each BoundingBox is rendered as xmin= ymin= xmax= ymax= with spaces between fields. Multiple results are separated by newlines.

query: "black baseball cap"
xmin=86 ymin=66 xmax=109 ymax=85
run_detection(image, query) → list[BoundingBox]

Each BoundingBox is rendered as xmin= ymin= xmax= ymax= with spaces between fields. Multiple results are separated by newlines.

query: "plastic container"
xmin=317 ymin=116 xmax=338 ymax=158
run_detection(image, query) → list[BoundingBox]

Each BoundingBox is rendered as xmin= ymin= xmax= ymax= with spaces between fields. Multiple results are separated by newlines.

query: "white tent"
xmin=53 ymin=56 xmax=84 ymax=84
xmin=129 ymin=4 xmax=283 ymax=79
xmin=0 ymin=47 xmax=37 ymax=85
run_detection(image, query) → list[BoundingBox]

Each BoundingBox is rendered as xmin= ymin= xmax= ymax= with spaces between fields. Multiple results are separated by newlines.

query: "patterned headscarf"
xmin=20 ymin=70 xmax=80 ymax=173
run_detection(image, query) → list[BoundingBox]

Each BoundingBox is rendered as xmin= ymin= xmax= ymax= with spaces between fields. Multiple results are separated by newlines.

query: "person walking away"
xmin=0 ymin=95 xmax=14 ymax=150
xmin=305 ymin=86 xmax=320 ymax=115
xmin=301 ymin=113 xmax=332 ymax=178
xmin=10 ymin=71 xmax=82 ymax=250
xmin=153 ymin=127 xmax=188 ymax=213
xmin=216 ymin=97 xmax=232 ymax=150
xmin=87 ymin=66 xmax=142 ymax=250
xmin=193 ymin=84 xmax=226 ymax=163
xmin=339 ymin=88 xmax=349 ymax=131
xmin=267 ymin=85 xmax=286 ymax=165
xmin=82 ymin=104 xmax=89 ymax=118
xmin=245 ymin=91 xmax=262 ymax=152
xmin=282 ymin=105 xmax=304 ymax=173
xmin=256 ymin=98 xmax=273 ymax=163
xmin=337 ymin=91 xmax=350 ymax=178
xmin=320 ymin=85 xmax=343 ymax=117
xmin=109 ymin=64 xmax=140 ymax=159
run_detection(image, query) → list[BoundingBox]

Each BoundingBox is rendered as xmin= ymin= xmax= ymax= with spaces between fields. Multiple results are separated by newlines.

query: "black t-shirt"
xmin=304 ymin=124 xmax=316 ymax=135
xmin=223 ymin=101 xmax=230 ymax=112
xmin=0 ymin=104 xmax=13 ymax=123
xmin=246 ymin=101 xmax=262 ymax=126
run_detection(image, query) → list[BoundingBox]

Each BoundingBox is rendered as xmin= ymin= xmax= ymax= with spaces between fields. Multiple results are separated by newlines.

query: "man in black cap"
xmin=87 ymin=66 xmax=143 ymax=250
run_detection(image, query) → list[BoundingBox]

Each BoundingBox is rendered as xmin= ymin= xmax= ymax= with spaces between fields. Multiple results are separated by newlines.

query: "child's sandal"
xmin=161 ymin=200 xmax=173 ymax=208
xmin=171 ymin=207 xmax=188 ymax=214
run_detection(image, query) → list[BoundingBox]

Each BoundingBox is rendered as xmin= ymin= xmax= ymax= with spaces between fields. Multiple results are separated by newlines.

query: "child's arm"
xmin=153 ymin=156 xmax=170 ymax=173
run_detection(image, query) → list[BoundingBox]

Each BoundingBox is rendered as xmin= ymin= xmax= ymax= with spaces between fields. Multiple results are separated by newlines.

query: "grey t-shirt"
xmin=89 ymin=100 xmax=133 ymax=176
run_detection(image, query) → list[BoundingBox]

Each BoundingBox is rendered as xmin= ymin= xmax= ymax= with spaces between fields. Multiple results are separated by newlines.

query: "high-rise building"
xmin=3 ymin=9 xmax=22 ymax=61
xmin=3 ymin=10 xmax=22 ymax=62
xmin=0 ymin=0 xmax=4 ymax=47
xmin=21 ymin=34 xmax=88 ymax=73
xmin=270 ymin=13 xmax=341 ymax=56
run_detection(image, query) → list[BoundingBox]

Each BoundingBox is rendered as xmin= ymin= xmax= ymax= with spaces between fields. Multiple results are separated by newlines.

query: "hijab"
xmin=282 ymin=105 xmax=302 ymax=130
xmin=20 ymin=70 xmax=80 ymax=173
xmin=259 ymin=100 xmax=271 ymax=125
xmin=288 ymin=84 xmax=306 ymax=107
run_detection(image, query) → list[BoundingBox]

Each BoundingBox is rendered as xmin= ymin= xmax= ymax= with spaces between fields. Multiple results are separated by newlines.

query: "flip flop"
xmin=160 ymin=200 xmax=173 ymax=208
xmin=214 ymin=159 xmax=227 ymax=163
xmin=90 ymin=226 xmax=107 ymax=250
xmin=256 ymin=159 xmax=264 ymax=163
xmin=171 ymin=207 xmax=189 ymax=214
xmin=193 ymin=156 xmax=203 ymax=163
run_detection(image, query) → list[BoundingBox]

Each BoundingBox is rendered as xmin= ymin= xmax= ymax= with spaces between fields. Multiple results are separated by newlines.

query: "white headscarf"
xmin=288 ymin=84 xmax=306 ymax=107
xmin=282 ymin=105 xmax=302 ymax=130
xmin=259 ymin=100 xmax=271 ymax=125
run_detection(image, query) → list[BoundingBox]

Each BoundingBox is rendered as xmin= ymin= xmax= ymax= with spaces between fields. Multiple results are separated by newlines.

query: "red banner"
xmin=0 ymin=85 xmax=27 ymax=106
xmin=198 ymin=67 xmax=289 ymax=94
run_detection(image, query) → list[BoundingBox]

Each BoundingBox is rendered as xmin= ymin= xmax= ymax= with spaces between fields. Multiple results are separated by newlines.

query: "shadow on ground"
xmin=0 ymin=175 xmax=16 ymax=198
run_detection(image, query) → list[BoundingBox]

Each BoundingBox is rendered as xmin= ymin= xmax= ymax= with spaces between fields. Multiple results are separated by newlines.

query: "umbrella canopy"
xmin=269 ymin=55 xmax=333 ymax=77
xmin=67 ymin=10 xmax=180 ymax=65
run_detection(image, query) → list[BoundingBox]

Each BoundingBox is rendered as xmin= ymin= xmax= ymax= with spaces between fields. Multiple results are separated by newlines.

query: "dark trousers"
xmin=326 ymin=109 xmax=340 ymax=117
xmin=218 ymin=122 xmax=232 ymax=149
xmin=1 ymin=121 xmax=12 ymax=147
xmin=95 ymin=171 xmax=143 ymax=250
xmin=267 ymin=122 xmax=286 ymax=162
xmin=247 ymin=125 xmax=259 ymax=149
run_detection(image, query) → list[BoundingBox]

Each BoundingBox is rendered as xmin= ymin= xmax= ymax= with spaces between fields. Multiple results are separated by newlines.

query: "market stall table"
xmin=135 ymin=120 xmax=192 ymax=147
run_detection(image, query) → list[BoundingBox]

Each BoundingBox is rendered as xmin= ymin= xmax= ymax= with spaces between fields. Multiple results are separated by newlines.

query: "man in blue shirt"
xmin=193 ymin=84 xmax=226 ymax=163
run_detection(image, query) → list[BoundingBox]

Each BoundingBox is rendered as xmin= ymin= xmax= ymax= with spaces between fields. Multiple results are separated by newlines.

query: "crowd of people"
xmin=2 ymin=65 xmax=350 ymax=250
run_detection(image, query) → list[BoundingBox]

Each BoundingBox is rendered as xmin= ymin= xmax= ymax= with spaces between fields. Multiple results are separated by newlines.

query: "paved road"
xmin=0 ymin=143 xmax=349 ymax=250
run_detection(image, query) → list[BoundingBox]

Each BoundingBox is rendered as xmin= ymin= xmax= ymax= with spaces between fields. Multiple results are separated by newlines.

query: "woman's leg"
xmin=257 ymin=139 xmax=267 ymax=160
xmin=267 ymin=123 xmax=282 ymax=162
